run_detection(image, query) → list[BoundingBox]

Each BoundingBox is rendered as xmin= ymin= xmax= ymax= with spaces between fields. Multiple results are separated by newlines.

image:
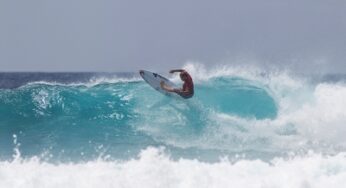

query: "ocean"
xmin=1 ymin=64 xmax=346 ymax=187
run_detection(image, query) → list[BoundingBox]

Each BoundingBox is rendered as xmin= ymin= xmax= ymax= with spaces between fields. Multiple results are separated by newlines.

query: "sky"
xmin=1 ymin=0 xmax=346 ymax=73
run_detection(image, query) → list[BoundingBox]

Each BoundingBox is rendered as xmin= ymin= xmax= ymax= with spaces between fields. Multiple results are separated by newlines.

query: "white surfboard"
xmin=139 ymin=70 xmax=178 ymax=97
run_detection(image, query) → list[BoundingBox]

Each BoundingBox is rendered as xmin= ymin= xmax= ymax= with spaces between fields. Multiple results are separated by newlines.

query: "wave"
xmin=1 ymin=147 xmax=346 ymax=188
xmin=1 ymin=63 xmax=346 ymax=162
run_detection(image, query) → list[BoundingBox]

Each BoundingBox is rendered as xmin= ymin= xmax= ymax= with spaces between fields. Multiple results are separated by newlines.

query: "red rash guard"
xmin=181 ymin=73 xmax=194 ymax=98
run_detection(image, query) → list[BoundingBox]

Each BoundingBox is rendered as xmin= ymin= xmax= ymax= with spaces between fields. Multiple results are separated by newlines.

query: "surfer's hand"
xmin=169 ymin=70 xmax=175 ymax=74
xmin=160 ymin=81 xmax=165 ymax=88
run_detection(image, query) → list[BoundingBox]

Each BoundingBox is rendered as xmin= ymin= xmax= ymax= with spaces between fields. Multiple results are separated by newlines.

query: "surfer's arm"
xmin=174 ymin=88 xmax=191 ymax=95
xmin=160 ymin=81 xmax=191 ymax=95
xmin=169 ymin=69 xmax=185 ymax=74
xmin=160 ymin=81 xmax=176 ymax=92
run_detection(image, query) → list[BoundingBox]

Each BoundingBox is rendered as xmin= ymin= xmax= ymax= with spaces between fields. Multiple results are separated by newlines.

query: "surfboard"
xmin=139 ymin=70 xmax=178 ymax=97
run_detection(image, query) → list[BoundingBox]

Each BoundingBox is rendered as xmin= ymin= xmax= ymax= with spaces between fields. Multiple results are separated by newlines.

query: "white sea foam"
xmin=1 ymin=147 xmax=346 ymax=188
xmin=280 ymin=83 xmax=346 ymax=146
xmin=84 ymin=76 xmax=142 ymax=87
xmin=23 ymin=76 xmax=141 ymax=88
xmin=207 ymin=82 xmax=346 ymax=153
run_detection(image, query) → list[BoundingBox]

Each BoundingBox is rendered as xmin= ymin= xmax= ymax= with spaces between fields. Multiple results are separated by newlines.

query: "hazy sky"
xmin=1 ymin=0 xmax=346 ymax=73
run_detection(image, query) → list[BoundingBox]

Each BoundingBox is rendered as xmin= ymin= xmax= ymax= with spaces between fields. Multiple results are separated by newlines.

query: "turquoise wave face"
xmin=0 ymin=77 xmax=277 ymax=162
xmin=196 ymin=77 xmax=277 ymax=119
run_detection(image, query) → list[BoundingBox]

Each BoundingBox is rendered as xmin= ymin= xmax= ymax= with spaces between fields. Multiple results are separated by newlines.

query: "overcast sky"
xmin=1 ymin=0 xmax=346 ymax=73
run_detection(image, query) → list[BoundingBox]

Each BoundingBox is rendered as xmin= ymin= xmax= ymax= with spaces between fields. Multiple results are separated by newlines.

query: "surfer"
xmin=160 ymin=69 xmax=194 ymax=99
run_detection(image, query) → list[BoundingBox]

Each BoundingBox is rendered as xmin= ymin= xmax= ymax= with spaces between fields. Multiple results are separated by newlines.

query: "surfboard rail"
xmin=139 ymin=70 xmax=178 ymax=97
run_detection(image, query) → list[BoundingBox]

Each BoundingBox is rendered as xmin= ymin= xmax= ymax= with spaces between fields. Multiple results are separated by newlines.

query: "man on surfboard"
xmin=160 ymin=69 xmax=194 ymax=99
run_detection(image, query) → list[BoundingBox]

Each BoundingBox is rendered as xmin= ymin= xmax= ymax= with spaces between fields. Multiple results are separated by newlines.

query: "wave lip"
xmin=0 ymin=72 xmax=140 ymax=89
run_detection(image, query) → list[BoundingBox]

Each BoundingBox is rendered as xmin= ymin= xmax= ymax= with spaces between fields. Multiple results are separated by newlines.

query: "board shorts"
xmin=179 ymin=93 xmax=194 ymax=99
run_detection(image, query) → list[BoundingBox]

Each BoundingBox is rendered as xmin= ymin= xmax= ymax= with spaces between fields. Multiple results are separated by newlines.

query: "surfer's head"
xmin=180 ymin=72 xmax=188 ymax=81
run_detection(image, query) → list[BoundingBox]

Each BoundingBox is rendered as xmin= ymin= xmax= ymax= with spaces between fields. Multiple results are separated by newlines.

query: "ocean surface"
xmin=1 ymin=64 xmax=346 ymax=187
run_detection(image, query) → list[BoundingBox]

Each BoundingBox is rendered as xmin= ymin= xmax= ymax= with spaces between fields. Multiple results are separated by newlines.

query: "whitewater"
xmin=1 ymin=64 xmax=346 ymax=188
